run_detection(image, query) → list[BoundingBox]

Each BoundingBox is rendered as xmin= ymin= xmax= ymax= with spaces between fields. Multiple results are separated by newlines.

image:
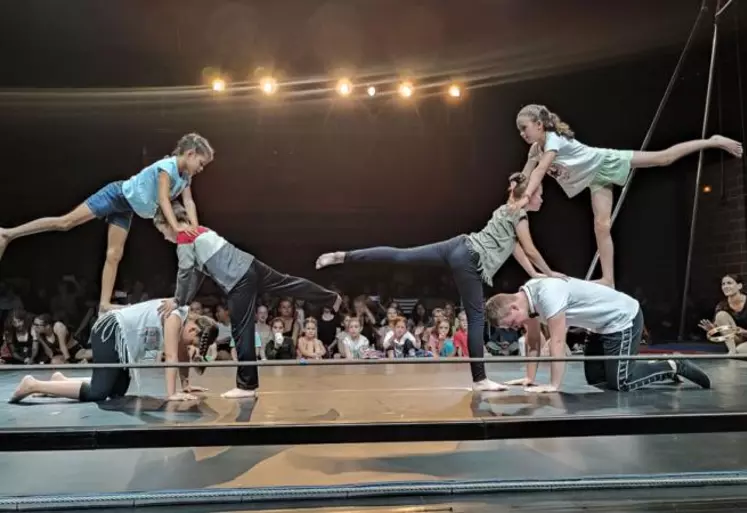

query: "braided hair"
xmin=517 ymin=104 xmax=575 ymax=139
xmin=193 ymin=316 xmax=219 ymax=359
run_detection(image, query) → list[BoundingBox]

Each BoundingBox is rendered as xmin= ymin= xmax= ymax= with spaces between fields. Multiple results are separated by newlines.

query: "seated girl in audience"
xmin=265 ymin=317 xmax=296 ymax=360
xmin=277 ymin=298 xmax=301 ymax=341
xmin=382 ymin=316 xmax=419 ymax=358
xmin=317 ymin=305 xmax=339 ymax=358
xmin=297 ymin=318 xmax=326 ymax=360
xmin=428 ymin=319 xmax=456 ymax=357
xmin=453 ymin=311 xmax=469 ymax=357
xmin=408 ymin=302 xmax=429 ymax=339
xmin=379 ymin=306 xmax=399 ymax=341
xmin=341 ymin=318 xmax=370 ymax=359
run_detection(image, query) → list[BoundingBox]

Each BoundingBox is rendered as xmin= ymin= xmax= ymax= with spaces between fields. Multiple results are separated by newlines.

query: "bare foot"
xmin=0 ymin=229 xmax=10 ymax=260
xmin=711 ymin=135 xmax=743 ymax=158
xmin=51 ymin=372 xmax=67 ymax=381
xmin=592 ymin=278 xmax=615 ymax=289
xmin=472 ymin=379 xmax=509 ymax=392
xmin=220 ymin=388 xmax=257 ymax=399
xmin=315 ymin=252 xmax=345 ymax=270
xmin=9 ymin=375 xmax=37 ymax=403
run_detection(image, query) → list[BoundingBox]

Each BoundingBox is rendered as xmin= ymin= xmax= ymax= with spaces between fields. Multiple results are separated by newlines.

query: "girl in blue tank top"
xmin=0 ymin=133 xmax=214 ymax=312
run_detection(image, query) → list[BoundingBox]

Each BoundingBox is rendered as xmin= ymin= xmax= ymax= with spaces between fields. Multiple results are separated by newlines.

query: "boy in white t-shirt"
xmin=485 ymin=277 xmax=711 ymax=393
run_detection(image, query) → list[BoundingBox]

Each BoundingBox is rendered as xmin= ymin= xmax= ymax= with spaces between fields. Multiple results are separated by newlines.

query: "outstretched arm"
xmin=544 ymin=312 xmax=567 ymax=390
xmin=515 ymin=219 xmax=558 ymax=277
xmin=181 ymin=186 xmax=199 ymax=227
xmin=157 ymin=171 xmax=181 ymax=233
xmin=522 ymin=150 xmax=557 ymax=201
xmin=512 ymin=244 xmax=540 ymax=278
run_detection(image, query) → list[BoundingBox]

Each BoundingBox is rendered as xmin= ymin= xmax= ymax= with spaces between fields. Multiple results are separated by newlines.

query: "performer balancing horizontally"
xmin=316 ymin=173 xmax=564 ymax=393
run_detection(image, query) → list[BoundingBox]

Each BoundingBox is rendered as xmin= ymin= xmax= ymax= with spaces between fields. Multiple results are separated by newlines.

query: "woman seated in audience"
xmin=699 ymin=274 xmax=747 ymax=354
xmin=353 ymin=295 xmax=380 ymax=349
xmin=209 ymin=304 xmax=237 ymax=361
xmin=32 ymin=314 xmax=76 ymax=364
xmin=2 ymin=309 xmax=36 ymax=364
xmin=297 ymin=318 xmax=326 ymax=360
xmin=265 ymin=317 xmax=296 ymax=360
xmin=277 ymin=298 xmax=301 ymax=341
xmin=382 ymin=316 xmax=419 ymax=358
xmin=408 ymin=302 xmax=430 ymax=339
xmin=254 ymin=305 xmax=272 ymax=350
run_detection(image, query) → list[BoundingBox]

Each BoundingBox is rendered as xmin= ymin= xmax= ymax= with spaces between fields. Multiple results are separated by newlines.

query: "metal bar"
xmin=0 ymin=411 xmax=745 ymax=452
xmin=585 ymin=0 xmax=708 ymax=280
xmin=5 ymin=472 xmax=747 ymax=511
xmin=0 ymin=353 xmax=741 ymax=371
xmin=716 ymin=0 xmax=734 ymax=18
xmin=678 ymin=2 xmax=722 ymax=339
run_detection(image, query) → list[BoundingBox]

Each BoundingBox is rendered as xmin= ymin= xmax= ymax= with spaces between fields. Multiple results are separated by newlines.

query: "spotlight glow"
xmin=398 ymin=81 xmax=414 ymax=98
xmin=211 ymin=78 xmax=226 ymax=92
xmin=336 ymin=78 xmax=353 ymax=96
xmin=367 ymin=86 xmax=376 ymax=97
xmin=448 ymin=84 xmax=461 ymax=98
xmin=259 ymin=76 xmax=278 ymax=95
xmin=703 ymin=185 xmax=712 ymax=194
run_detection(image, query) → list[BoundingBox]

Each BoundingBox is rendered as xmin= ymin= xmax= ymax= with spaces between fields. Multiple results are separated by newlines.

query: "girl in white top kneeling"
xmin=10 ymin=299 xmax=217 ymax=403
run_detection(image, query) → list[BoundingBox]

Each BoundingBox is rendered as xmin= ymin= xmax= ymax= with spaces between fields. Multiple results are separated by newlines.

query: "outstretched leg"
xmin=0 ymin=203 xmax=95 ymax=260
xmin=590 ymin=186 xmax=615 ymax=288
xmin=256 ymin=260 xmax=340 ymax=311
xmin=631 ymin=135 xmax=742 ymax=168
xmin=316 ymin=237 xmax=458 ymax=269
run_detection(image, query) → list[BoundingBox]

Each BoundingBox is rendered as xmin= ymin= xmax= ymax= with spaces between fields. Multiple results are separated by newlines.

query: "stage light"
xmin=367 ymin=86 xmax=376 ymax=97
xmin=398 ymin=81 xmax=414 ymax=98
xmin=448 ymin=84 xmax=461 ymax=98
xmin=259 ymin=76 xmax=278 ymax=95
xmin=211 ymin=78 xmax=226 ymax=92
xmin=703 ymin=185 xmax=712 ymax=194
xmin=336 ymin=78 xmax=353 ymax=96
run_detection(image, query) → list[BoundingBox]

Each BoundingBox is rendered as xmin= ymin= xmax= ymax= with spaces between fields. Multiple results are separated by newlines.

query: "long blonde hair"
xmin=517 ymin=104 xmax=575 ymax=139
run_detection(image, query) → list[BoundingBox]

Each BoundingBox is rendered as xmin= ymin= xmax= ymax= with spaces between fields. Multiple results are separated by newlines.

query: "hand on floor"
xmin=168 ymin=392 xmax=198 ymax=401
xmin=183 ymin=385 xmax=208 ymax=393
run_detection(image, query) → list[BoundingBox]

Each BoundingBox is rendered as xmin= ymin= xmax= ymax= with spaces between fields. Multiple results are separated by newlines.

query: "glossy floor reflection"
xmin=0 ymin=359 xmax=739 ymax=429
xmin=0 ymin=360 xmax=744 ymax=498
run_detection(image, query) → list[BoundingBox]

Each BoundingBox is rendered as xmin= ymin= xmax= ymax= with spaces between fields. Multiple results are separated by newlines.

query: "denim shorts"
xmin=84 ymin=181 xmax=134 ymax=231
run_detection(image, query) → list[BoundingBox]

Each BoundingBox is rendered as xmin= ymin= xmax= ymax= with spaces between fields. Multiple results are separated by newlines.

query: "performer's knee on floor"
xmin=78 ymin=382 xmax=107 ymax=402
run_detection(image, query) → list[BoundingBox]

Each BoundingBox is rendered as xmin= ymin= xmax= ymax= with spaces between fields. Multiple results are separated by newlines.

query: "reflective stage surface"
xmin=0 ymin=360 xmax=744 ymax=498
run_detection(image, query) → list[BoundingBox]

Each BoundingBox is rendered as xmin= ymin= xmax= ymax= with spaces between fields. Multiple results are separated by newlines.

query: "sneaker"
xmin=674 ymin=360 xmax=711 ymax=389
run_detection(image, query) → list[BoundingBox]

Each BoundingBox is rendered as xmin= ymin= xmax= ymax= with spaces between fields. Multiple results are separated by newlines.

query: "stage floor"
xmin=0 ymin=360 xmax=745 ymax=498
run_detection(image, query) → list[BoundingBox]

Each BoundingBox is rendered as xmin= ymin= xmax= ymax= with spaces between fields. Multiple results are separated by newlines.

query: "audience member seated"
xmin=408 ymin=302 xmax=430 ymax=339
xmin=277 ymin=298 xmax=301 ymax=341
xmin=379 ymin=306 xmax=398 ymax=341
xmin=265 ymin=317 xmax=296 ymax=360
xmin=2 ymin=309 xmax=35 ymax=364
xmin=428 ymin=319 xmax=455 ymax=357
xmin=317 ymin=305 xmax=339 ymax=358
xmin=32 ymin=314 xmax=73 ymax=364
xmin=453 ymin=311 xmax=469 ymax=357
xmin=699 ymin=274 xmax=747 ymax=354
xmin=255 ymin=305 xmax=272 ymax=350
xmin=297 ymin=318 xmax=326 ymax=360
xmin=211 ymin=304 xmax=237 ymax=361
xmin=382 ymin=316 xmax=419 ymax=358
xmin=352 ymin=295 xmax=379 ymax=349
xmin=340 ymin=317 xmax=371 ymax=359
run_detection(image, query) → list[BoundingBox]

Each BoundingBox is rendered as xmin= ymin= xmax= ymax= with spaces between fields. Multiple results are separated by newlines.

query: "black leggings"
xmin=230 ymin=259 xmax=339 ymax=391
xmin=79 ymin=320 xmax=130 ymax=402
xmin=345 ymin=235 xmax=487 ymax=382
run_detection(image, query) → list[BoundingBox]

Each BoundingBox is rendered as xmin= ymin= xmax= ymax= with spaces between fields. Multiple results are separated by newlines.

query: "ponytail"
xmin=517 ymin=104 xmax=575 ymax=139
xmin=508 ymin=172 xmax=528 ymax=200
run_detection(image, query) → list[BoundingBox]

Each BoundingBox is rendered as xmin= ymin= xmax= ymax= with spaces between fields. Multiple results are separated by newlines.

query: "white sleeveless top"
xmin=95 ymin=299 xmax=189 ymax=365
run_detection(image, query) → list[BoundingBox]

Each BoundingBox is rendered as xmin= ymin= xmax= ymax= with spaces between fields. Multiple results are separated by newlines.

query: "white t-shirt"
xmin=104 ymin=299 xmax=190 ymax=362
xmin=342 ymin=335 xmax=370 ymax=359
xmin=521 ymin=277 xmax=639 ymax=334
xmin=383 ymin=331 xmax=417 ymax=357
xmin=535 ymin=132 xmax=607 ymax=198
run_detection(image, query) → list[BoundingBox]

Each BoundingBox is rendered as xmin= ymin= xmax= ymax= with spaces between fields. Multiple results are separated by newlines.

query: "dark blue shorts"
xmin=84 ymin=181 xmax=133 ymax=231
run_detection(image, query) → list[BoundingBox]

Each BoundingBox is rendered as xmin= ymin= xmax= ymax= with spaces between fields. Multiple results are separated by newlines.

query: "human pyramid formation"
xmin=5 ymin=104 xmax=741 ymax=403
